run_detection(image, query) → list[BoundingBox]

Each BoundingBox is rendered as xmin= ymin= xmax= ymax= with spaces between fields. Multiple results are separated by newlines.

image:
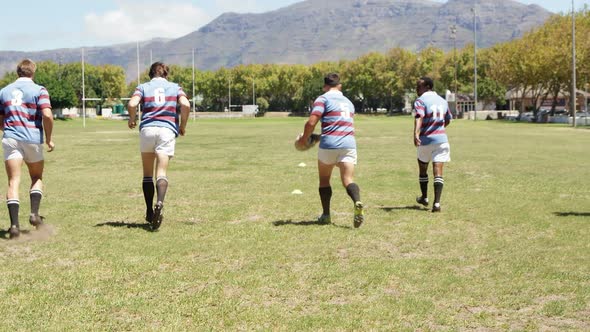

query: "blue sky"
xmin=1 ymin=0 xmax=588 ymax=52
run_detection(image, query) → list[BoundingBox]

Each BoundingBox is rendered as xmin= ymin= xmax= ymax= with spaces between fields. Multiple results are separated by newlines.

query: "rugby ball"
xmin=294 ymin=133 xmax=320 ymax=151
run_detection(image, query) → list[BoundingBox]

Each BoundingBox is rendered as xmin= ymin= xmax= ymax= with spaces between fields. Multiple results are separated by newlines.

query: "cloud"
xmin=83 ymin=1 xmax=212 ymax=44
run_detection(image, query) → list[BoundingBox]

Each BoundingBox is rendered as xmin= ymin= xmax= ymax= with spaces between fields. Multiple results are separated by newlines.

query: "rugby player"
xmin=127 ymin=62 xmax=190 ymax=230
xmin=297 ymin=73 xmax=365 ymax=228
xmin=413 ymin=77 xmax=452 ymax=212
xmin=0 ymin=59 xmax=55 ymax=239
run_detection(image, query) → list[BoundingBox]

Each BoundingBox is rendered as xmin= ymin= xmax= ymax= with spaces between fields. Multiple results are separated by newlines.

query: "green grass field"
xmin=0 ymin=116 xmax=588 ymax=331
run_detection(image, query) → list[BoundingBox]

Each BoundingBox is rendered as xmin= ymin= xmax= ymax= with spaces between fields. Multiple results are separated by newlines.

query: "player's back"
xmin=415 ymin=91 xmax=451 ymax=145
xmin=0 ymin=78 xmax=48 ymax=144
xmin=136 ymin=78 xmax=184 ymax=135
xmin=313 ymin=90 xmax=356 ymax=149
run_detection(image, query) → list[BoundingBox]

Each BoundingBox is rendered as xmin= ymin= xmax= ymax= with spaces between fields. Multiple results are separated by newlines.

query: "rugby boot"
xmin=416 ymin=196 xmax=429 ymax=207
xmin=317 ymin=214 xmax=331 ymax=225
xmin=432 ymin=204 xmax=441 ymax=213
xmin=353 ymin=201 xmax=364 ymax=228
xmin=151 ymin=202 xmax=164 ymax=231
xmin=8 ymin=225 xmax=20 ymax=239
xmin=29 ymin=214 xmax=45 ymax=229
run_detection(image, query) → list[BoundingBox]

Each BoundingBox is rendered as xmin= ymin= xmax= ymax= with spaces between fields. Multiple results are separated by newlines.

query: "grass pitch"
xmin=0 ymin=116 xmax=588 ymax=330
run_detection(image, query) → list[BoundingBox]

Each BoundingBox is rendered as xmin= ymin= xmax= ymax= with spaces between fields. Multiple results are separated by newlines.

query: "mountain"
xmin=0 ymin=0 xmax=552 ymax=80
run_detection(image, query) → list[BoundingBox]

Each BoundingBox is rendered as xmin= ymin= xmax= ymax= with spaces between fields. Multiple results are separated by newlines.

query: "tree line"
xmin=1 ymin=10 xmax=588 ymax=114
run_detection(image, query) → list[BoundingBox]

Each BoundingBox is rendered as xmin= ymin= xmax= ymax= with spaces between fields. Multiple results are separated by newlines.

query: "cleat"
xmin=145 ymin=210 xmax=154 ymax=223
xmin=416 ymin=196 xmax=429 ymax=207
xmin=317 ymin=214 xmax=331 ymax=224
xmin=151 ymin=202 xmax=164 ymax=230
xmin=29 ymin=214 xmax=45 ymax=229
xmin=432 ymin=204 xmax=441 ymax=213
xmin=353 ymin=201 xmax=364 ymax=228
xmin=8 ymin=225 xmax=20 ymax=239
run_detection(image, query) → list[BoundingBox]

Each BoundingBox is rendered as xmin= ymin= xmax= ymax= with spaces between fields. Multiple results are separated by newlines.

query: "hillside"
xmin=0 ymin=0 xmax=552 ymax=80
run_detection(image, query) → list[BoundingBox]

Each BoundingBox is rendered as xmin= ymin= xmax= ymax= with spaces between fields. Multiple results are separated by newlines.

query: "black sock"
xmin=319 ymin=186 xmax=332 ymax=215
xmin=143 ymin=177 xmax=154 ymax=214
xmin=345 ymin=183 xmax=361 ymax=203
xmin=434 ymin=176 xmax=444 ymax=204
xmin=156 ymin=177 xmax=168 ymax=204
xmin=7 ymin=199 xmax=19 ymax=228
xmin=419 ymin=176 xmax=429 ymax=198
xmin=30 ymin=189 xmax=43 ymax=216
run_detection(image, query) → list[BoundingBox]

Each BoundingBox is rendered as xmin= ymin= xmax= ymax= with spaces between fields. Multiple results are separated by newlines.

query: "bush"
xmin=256 ymin=97 xmax=269 ymax=117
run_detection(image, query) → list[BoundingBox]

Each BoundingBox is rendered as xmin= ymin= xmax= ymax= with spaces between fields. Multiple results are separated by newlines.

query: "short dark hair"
xmin=17 ymin=59 xmax=36 ymax=78
xmin=149 ymin=62 xmax=169 ymax=79
xmin=418 ymin=77 xmax=434 ymax=90
xmin=324 ymin=73 xmax=340 ymax=87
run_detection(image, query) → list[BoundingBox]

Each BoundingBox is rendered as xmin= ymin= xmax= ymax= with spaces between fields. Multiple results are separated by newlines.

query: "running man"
xmin=297 ymin=73 xmax=364 ymax=228
xmin=0 ymin=59 xmax=55 ymax=239
xmin=413 ymin=77 xmax=452 ymax=212
xmin=127 ymin=62 xmax=190 ymax=230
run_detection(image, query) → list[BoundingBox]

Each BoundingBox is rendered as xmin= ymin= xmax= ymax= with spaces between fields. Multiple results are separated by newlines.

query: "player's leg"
xmin=431 ymin=142 xmax=450 ymax=213
xmin=317 ymin=160 xmax=334 ymax=224
xmin=141 ymin=152 xmax=156 ymax=222
xmin=5 ymin=158 xmax=23 ymax=238
xmin=154 ymin=153 xmax=170 ymax=205
xmin=417 ymin=159 xmax=429 ymax=206
xmin=150 ymin=129 xmax=175 ymax=230
xmin=432 ymin=162 xmax=444 ymax=212
xmin=337 ymin=161 xmax=364 ymax=228
xmin=25 ymin=159 xmax=45 ymax=227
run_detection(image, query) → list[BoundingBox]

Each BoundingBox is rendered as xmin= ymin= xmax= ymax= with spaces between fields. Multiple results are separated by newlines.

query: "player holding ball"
xmin=297 ymin=73 xmax=364 ymax=228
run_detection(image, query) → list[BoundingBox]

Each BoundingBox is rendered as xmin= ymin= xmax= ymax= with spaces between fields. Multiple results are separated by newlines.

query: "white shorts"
xmin=417 ymin=142 xmax=451 ymax=163
xmin=140 ymin=127 xmax=176 ymax=156
xmin=2 ymin=138 xmax=44 ymax=163
xmin=318 ymin=148 xmax=357 ymax=165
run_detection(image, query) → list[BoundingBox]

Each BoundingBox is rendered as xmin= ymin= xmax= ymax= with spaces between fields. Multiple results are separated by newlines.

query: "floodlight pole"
xmin=253 ymin=79 xmax=256 ymax=105
xmin=585 ymin=82 xmax=588 ymax=113
xmin=472 ymin=7 xmax=478 ymax=121
xmin=82 ymin=48 xmax=86 ymax=128
xmin=571 ymin=0 xmax=577 ymax=127
xmin=451 ymin=24 xmax=457 ymax=98
xmin=450 ymin=24 xmax=458 ymax=116
xmin=137 ymin=41 xmax=141 ymax=124
xmin=228 ymin=76 xmax=231 ymax=111
xmin=192 ymin=48 xmax=196 ymax=121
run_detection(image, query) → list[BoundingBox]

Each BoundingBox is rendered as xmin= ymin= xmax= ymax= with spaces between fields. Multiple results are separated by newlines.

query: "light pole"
xmin=571 ymin=0 xmax=577 ymax=127
xmin=471 ymin=8 xmax=478 ymax=121
xmin=450 ymin=24 xmax=458 ymax=115
xmin=585 ymin=82 xmax=588 ymax=113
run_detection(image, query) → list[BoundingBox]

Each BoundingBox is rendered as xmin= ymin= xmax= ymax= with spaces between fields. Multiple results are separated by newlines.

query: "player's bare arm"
xmin=127 ymin=95 xmax=141 ymax=129
xmin=178 ymin=95 xmax=190 ymax=136
xmin=298 ymin=114 xmax=320 ymax=146
xmin=414 ymin=117 xmax=422 ymax=147
xmin=42 ymin=107 xmax=55 ymax=152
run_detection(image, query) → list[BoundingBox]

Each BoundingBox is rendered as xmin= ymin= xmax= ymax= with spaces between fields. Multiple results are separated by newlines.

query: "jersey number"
xmin=340 ymin=103 xmax=351 ymax=119
xmin=11 ymin=90 xmax=23 ymax=106
xmin=154 ymin=88 xmax=166 ymax=105
xmin=431 ymin=104 xmax=446 ymax=120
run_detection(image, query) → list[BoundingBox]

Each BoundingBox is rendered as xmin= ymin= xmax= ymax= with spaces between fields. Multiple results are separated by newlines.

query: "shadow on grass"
xmin=554 ymin=212 xmax=590 ymax=217
xmin=95 ymin=221 xmax=153 ymax=231
xmin=272 ymin=220 xmax=352 ymax=229
xmin=379 ymin=205 xmax=428 ymax=212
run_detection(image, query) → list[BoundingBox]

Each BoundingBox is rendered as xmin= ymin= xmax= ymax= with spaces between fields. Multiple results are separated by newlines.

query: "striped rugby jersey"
xmin=311 ymin=90 xmax=356 ymax=149
xmin=133 ymin=77 xmax=186 ymax=136
xmin=414 ymin=91 xmax=452 ymax=145
xmin=0 ymin=77 xmax=51 ymax=144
